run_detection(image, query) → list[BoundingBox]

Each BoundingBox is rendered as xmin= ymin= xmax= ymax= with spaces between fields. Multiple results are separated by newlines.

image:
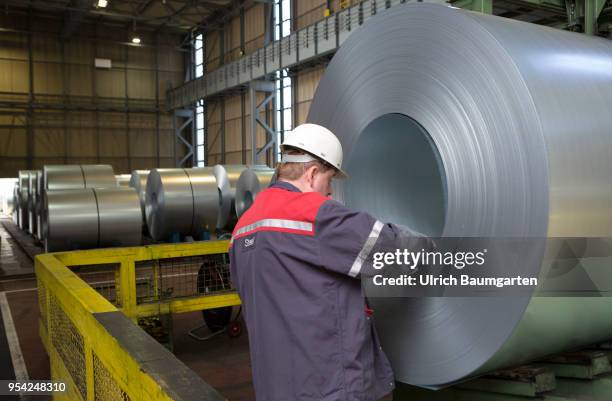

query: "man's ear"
xmin=305 ymin=164 xmax=318 ymax=185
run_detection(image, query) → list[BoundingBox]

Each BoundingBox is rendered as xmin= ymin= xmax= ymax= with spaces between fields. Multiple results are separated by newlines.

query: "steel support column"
xmin=173 ymin=108 xmax=195 ymax=167
xmin=250 ymin=80 xmax=276 ymax=165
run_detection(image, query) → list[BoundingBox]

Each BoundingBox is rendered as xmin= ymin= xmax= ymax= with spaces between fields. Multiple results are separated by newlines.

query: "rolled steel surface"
xmin=129 ymin=170 xmax=150 ymax=224
xmin=27 ymin=171 xmax=40 ymax=236
xmin=145 ymin=168 xmax=193 ymax=241
xmin=95 ymin=188 xmax=142 ymax=248
xmin=213 ymin=165 xmax=248 ymax=229
xmin=12 ymin=184 xmax=19 ymax=226
xmin=82 ymin=165 xmax=117 ymax=188
xmin=307 ymin=3 xmax=612 ymax=387
xmin=186 ymin=167 xmax=218 ymax=234
xmin=18 ymin=170 xmax=35 ymax=230
xmin=115 ymin=174 xmax=131 ymax=187
xmin=35 ymin=171 xmax=43 ymax=239
xmin=44 ymin=189 xmax=99 ymax=252
xmin=43 ymin=165 xmax=84 ymax=191
xmin=235 ymin=166 xmax=275 ymax=218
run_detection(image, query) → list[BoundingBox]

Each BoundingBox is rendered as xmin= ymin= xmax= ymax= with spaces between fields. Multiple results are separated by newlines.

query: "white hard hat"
xmin=280 ymin=123 xmax=347 ymax=178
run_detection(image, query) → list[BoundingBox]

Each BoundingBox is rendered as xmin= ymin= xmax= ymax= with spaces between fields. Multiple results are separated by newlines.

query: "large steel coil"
xmin=115 ymin=174 xmax=131 ymax=187
xmin=43 ymin=165 xmax=84 ymax=191
xmin=95 ymin=188 xmax=142 ymax=248
xmin=42 ymin=164 xmax=117 ymax=191
xmin=145 ymin=167 xmax=219 ymax=241
xmin=129 ymin=170 xmax=150 ymax=225
xmin=17 ymin=170 xmax=34 ymax=230
xmin=307 ymin=3 xmax=612 ymax=387
xmin=40 ymin=164 xmax=117 ymax=241
xmin=81 ymin=165 xmax=117 ymax=188
xmin=235 ymin=166 xmax=275 ymax=218
xmin=27 ymin=171 xmax=40 ymax=236
xmin=186 ymin=167 xmax=218 ymax=235
xmin=44 ymin=187 xmax=141 ymax=252
xmin=213 ymin=165 xmax=248 ymax=229
xmin=35 ymin=171 xmax=43 ymax=240
xmin=12 ymin=184 xmax=19 ymax=226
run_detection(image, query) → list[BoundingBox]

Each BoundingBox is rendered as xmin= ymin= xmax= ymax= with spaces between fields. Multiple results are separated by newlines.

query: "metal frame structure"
xmin=168 ymin=0 xmax=608 ymax=110
xmin=173 ymin=108 xmax=196 ymax=167
xmin=250 ymin=80 xmax=277 ymax=164
xmin=36 ymin=241 xmax=239 ymax=401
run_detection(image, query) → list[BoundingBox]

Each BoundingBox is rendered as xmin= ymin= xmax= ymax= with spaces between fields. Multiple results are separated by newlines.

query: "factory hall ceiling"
xmin=0 ymin=0 xmax=235 ymax=32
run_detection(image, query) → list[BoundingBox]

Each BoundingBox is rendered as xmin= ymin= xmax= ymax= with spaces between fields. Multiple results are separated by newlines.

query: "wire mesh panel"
xmin=38 ymin=279 xmax=47 ymax=330
xmin=49 ymin=293 xmax=87 ymax=401
xmin=135 ymin=260 xmax=159 ymax=303
xmin=93 ymin=353 xmax=131 ymax=401
xmin=71 ymin=264 xmax=121 ymax=306
xmin=135 ymin=254 xmax=231 ymax=303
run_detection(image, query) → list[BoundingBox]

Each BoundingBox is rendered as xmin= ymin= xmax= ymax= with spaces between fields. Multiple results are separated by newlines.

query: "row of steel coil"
xmin=11 ymin=164 xmax=274 ymax=251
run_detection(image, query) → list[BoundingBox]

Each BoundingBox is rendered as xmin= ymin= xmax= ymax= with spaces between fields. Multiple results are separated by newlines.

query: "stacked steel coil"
xmin=213 ymin=165 xmax=248 ymax=229
xmin=17 ymin=170 xmax=35 ymax=230
xmin=27 ymin=171 xmax=40 ymax=236
xmin=12 ymin=183 xmax=19 ymax=226
xmin=40 ymin=164 xmax=118 ymax=243
xmin=307 ymin=3 xmax=612 ymax=387
xmin=44 ymin=187 xmax=141 ymax=252
xmin=235 ymin=166 xmax=276 ymax=218
xmin=145 ymin=167 xmax=220 ymax=241
xmin=115 ymin=174 xmax=132 ymax=187
xmin=129 ymin=170 xmax=150 ymax=227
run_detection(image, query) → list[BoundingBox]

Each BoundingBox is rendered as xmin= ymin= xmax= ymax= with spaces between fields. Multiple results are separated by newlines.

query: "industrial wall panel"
xmin=68 ymin=64 xmax=93 ymax=97
xmin=296 ymin=0 xmax=327 ymax=30
xmin=33 ymin=62 xmax=64 ymax=95
xmin=245 ymin=4 xmax=266 ymax=54
xmin=157 ymin=44 xmax=184 ymax=73
xmin=128 ymin=43 xmax=155 ymax=69
xmin=95 ymin=69 xmax=126 ymax=98
xmin=34 ymin=127 xmax=65 ymax=158
xmin=32 ymin=36 xmax=62 ymax=63
xmin=127 ymin=69 xmax=156 ymax=99
xmin=64 ymin=40 xmax=94 ymax=65
xmin=0 ymin=60 xmax=29 ymax=93
xmin=68 ymin=130 xmax=98 ymax=158
xmin=0 ymin=127 xmax=27 ymax=157
xmin=0 ymin=33 xmax=28 ymax=60
xmin=159 ymin=129 xmax=175 ymax=158
xmin=98 ymin=129 xmax=128 ymax=157
xmin=0 ymin=12 xmax=185 ymax=177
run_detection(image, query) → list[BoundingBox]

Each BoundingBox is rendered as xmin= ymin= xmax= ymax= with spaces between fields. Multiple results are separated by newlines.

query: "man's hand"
xmin=395 ymin=224 xmax=437 ymax=253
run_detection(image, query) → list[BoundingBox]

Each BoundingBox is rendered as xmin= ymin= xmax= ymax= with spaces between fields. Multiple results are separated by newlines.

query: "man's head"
xmin=277 ymin=124 xmax=346 ymax=196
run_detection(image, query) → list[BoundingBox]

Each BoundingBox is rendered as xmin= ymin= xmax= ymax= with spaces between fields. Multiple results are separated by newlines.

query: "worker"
xmin=229 ymin=123 xmax=432 ymax=401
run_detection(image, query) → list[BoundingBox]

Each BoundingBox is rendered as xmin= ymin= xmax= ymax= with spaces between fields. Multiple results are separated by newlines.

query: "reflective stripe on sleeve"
xmin=348 ymin=220 xmax=384 ymax=277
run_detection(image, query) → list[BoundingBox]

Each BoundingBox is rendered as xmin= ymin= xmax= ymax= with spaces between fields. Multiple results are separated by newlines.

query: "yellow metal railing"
xmin=36 ymin=241 xmax=241 ymax=401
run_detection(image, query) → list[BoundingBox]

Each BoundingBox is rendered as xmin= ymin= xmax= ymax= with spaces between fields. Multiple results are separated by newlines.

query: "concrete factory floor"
xmin=0 ymin=219 xmax=256 ymax=401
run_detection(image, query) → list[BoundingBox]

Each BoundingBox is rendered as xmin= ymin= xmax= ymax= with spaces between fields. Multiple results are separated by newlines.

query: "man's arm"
xmin=315 ymin=200 xmax=433 ymax=277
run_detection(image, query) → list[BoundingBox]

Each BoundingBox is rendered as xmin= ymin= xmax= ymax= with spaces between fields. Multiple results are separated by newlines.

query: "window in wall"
xmin=274 ymin=0 xmax=292 ymax=162
xmin=194 ymin=33 xmax=206 ymax=167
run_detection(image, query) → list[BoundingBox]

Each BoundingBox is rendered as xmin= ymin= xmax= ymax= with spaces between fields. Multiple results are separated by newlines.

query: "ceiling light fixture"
xmin=131 ymin=36 xmax=141 ymax=44
xmin=96 ymin=0 xmax=108 ymax=8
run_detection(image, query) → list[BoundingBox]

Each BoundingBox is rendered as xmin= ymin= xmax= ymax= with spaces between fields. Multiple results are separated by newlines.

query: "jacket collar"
xmin=270 ymin=180 xmax=302 ymax=193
